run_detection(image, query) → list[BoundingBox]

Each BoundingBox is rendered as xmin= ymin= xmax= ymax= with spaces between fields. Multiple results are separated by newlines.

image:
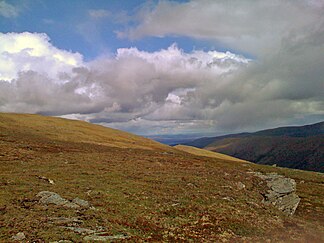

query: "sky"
xmin=0 ymin=0 xmax=323 ymax=136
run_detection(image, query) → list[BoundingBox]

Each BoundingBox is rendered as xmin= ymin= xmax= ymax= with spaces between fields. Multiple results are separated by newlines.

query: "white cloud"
xmin=0 ymin=32 xmax=83 ymax=81
xmin=0 ymin=25 xmax=323 ymax=135
xmin=120 ymin=0 xmax=323 ymax=57
xmin=0 ymin=0 xmax=19 ymax=18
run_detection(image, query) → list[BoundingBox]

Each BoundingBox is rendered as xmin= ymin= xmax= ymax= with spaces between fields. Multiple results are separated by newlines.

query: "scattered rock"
xmin=12 ymin=232 xmax=26 ymax=241
xmin=222 ymin=196 xmax=234 ymax=201
xmin=48 ymin=217 xmax=83 ymax=225
xmin=84 ymin=234 xmax=129 ymax=241
xmin=252 ymin=172 xmax=300 ymax=215
xmin=37 ymin=191 xmax=79 ymax=208
xmin=36 ymin=175 xmax=55 ymax=184
xmin=236 ymin=182 xmax=246 ymax=190
xmin=62 ymin=226 xmax=96 ymax=235
xmin=50 ymin=240 xmax=73 ymax=243
xmin=72 ymin=197 xmax=90 ymax=208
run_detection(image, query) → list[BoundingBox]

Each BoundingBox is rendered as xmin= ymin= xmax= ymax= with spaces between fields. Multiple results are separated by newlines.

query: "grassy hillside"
xmin=0 ymin=113 xmax=172 ymax=151
xmin=184 ymin=121 xmax=324 ymax=172
xmin=174 ymin=145 xmax=248 ymax=163
xmin=0 ymin=113 xmax=323 ymax=242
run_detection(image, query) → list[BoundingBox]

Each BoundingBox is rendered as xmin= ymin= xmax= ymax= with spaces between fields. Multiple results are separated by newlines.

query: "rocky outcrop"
xmin=251 ymin=172 xmax=300 ymax=215
xmin=37 ymin=191 xmax=90 ymax=208
xmin=83 ymin=234 xmax=129 ymax=241
xmin=12 ymin=232 xmax=26 ymax=241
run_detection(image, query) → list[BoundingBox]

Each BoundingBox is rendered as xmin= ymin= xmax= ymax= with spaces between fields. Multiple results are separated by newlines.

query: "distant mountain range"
xmin=182 ymin=121 xmax=324 ymax=172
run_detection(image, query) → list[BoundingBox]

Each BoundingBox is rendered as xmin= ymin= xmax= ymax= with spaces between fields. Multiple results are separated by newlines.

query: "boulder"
xmin=37 ymin=191 xmax=79 ymax=208
xmin=12 ymin=232 xmax=26 ymax=241
xmin=251 ymin=172 xmax=300 ymax=215
xmin=72 ymin=197 xmax=90 ymax=208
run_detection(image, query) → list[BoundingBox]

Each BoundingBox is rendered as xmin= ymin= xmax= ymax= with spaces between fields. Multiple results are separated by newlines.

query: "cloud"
xmin=0 ymin=0 xmax=19 ymax=18
xmin=1 ymin=19 xmax=324 ymax=135
xmin=0 ymin=32 xmax=249 ymax=133
xmin=120 ymin=0 xmax=324 ymax=57
xmin=113 ymin=0 xmax=324 ymax=133
xmin=0 ymin=32 xmax=83 ymax=81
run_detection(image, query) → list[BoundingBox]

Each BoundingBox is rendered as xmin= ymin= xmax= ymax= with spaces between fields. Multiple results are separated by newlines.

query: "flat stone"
xmin=12 ymin=232 xmax=26 ymax=241
xmin=37 ymin=191 xmax=80 ymax=208
xmin=251 ymin=172 xmax=300 ymax=215
xmin=84 ymin=234 xmax=129 ymax=241
xmin=62 ymin=227 xmax=96 ymax=235
xmin=48 ymin=217 xmax=83 ymax=225
xmin=236 ymin=182 xmax=246 ymax=190
xmin=72 ymin=197 xmax=90 ymax=208
xmin=267 ymin=177 xmax=296 ymax=194
xmin=275 ymin=193 xmax=301 ymax=215
xmin=50 ymin=241 xmax=73 ymax=243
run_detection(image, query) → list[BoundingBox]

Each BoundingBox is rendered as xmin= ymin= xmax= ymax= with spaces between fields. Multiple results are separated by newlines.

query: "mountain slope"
xmin=0 ymin=113 xmax=323 ymax=242
xmin=174 ymin=145 xmax=248 ymax=163
xmin=0 ymin=113 xmax=172 ymax=151
xmin=184 ymin=121 xmax=324 ymax=172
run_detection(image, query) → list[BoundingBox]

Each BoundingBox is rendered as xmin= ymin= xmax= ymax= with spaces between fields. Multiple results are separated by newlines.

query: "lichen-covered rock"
xmin=72 ymin=197 xmax=90 ymax=208
xmin=251 ymin=172 xmax=300 ymax=215
xmin=83 ymin=234 xmax=129 ymax=241
xmin=37 ymin=191 xmax=79 ymax=208
xmin=267 ymin=177 xmax=296 ymax=194
xmin=12 ymin=232 xmax=26 ymax=241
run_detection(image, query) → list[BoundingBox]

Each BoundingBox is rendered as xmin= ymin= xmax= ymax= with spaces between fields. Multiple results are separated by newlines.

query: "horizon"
xmin=1 ymin=0 xmax=324 ymax=136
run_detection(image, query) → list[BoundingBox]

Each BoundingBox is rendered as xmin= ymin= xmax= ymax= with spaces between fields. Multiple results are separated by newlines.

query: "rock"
xmin=222 ymin=196 xmax=234 ymax=201
xmin=275 ymin=193 xmax=300 ymax=215
xmin=72 ymin=197 xmax=90 ymax=208
xmin=37 ymin=191 xmax=79 ymax=208
xmin=267 ymin=177 xmax=296 ymax=194
xmin=50 ymin=241 xmax=73 ymax=243
xmin=48 ymin=217 xmax=83 ymax=225
xmin=84 ymin=234 xmax=129 ymax=241
xmin=36 ymin=175 xmax=55 ymax=184
xmin=12 ymin=232 xmax=26 ymax=241
xmin=62 ymin=226 xmax=96 ymax=235
xmin=236 ymin=182 xmax=246 ymax=190
xmin=251 ymin=172 xmax=300 ymax=215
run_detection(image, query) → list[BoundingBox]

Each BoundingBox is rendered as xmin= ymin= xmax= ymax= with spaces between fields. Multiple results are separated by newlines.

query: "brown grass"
xmin=175 ymin=145 xmax=248 ymax=163
xmin=0 ymin=113 xmax=323 ymax=242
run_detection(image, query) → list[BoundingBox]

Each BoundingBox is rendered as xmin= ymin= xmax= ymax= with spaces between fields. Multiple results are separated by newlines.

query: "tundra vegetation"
xmin=0 ymin=113 xmax=323 ymax=242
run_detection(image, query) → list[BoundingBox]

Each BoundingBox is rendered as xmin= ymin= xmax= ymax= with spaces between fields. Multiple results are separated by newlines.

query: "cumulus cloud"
xmin=0 ymin=0 xmax=19 ymax=18
xmin=119 ymin=0 xmax=324 ymax=57
xmin=113 ymin=0 xmax=324 ymax=133
xmin=0 ymin=32 xmax=83 ymax=81
xmin=1 ymin=0 xmax=324 ymax=138
xmin=0 ymin=32 xmax=251 ymax=133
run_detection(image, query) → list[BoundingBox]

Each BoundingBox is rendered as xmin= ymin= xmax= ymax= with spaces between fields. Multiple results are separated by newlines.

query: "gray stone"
xmin=62 ymin=226 xmax=96 ymax=235
xmin=275 ymin=193 xmax=301 ymax=215
xmin=72 ymin=197 xmax=90 ymax=208
xmin=236 ymin=182 xmax=246 ymax=190
xmin=48 ymin=217 xmax=83 ymax=225
xmin=37 ymin=191 xmax=79 ymax=208
xmin=12 ymin=232 xmax=26 ymax=241
xmin=267 ymin=177 xmax=296 ymax=194
xmin=251 ymin=172 xmax=300 ymax=215
xmin=84 ymin=234 xmax=129 ymax=241
xmin=50 ymin=241 xmax=73 ymax=243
